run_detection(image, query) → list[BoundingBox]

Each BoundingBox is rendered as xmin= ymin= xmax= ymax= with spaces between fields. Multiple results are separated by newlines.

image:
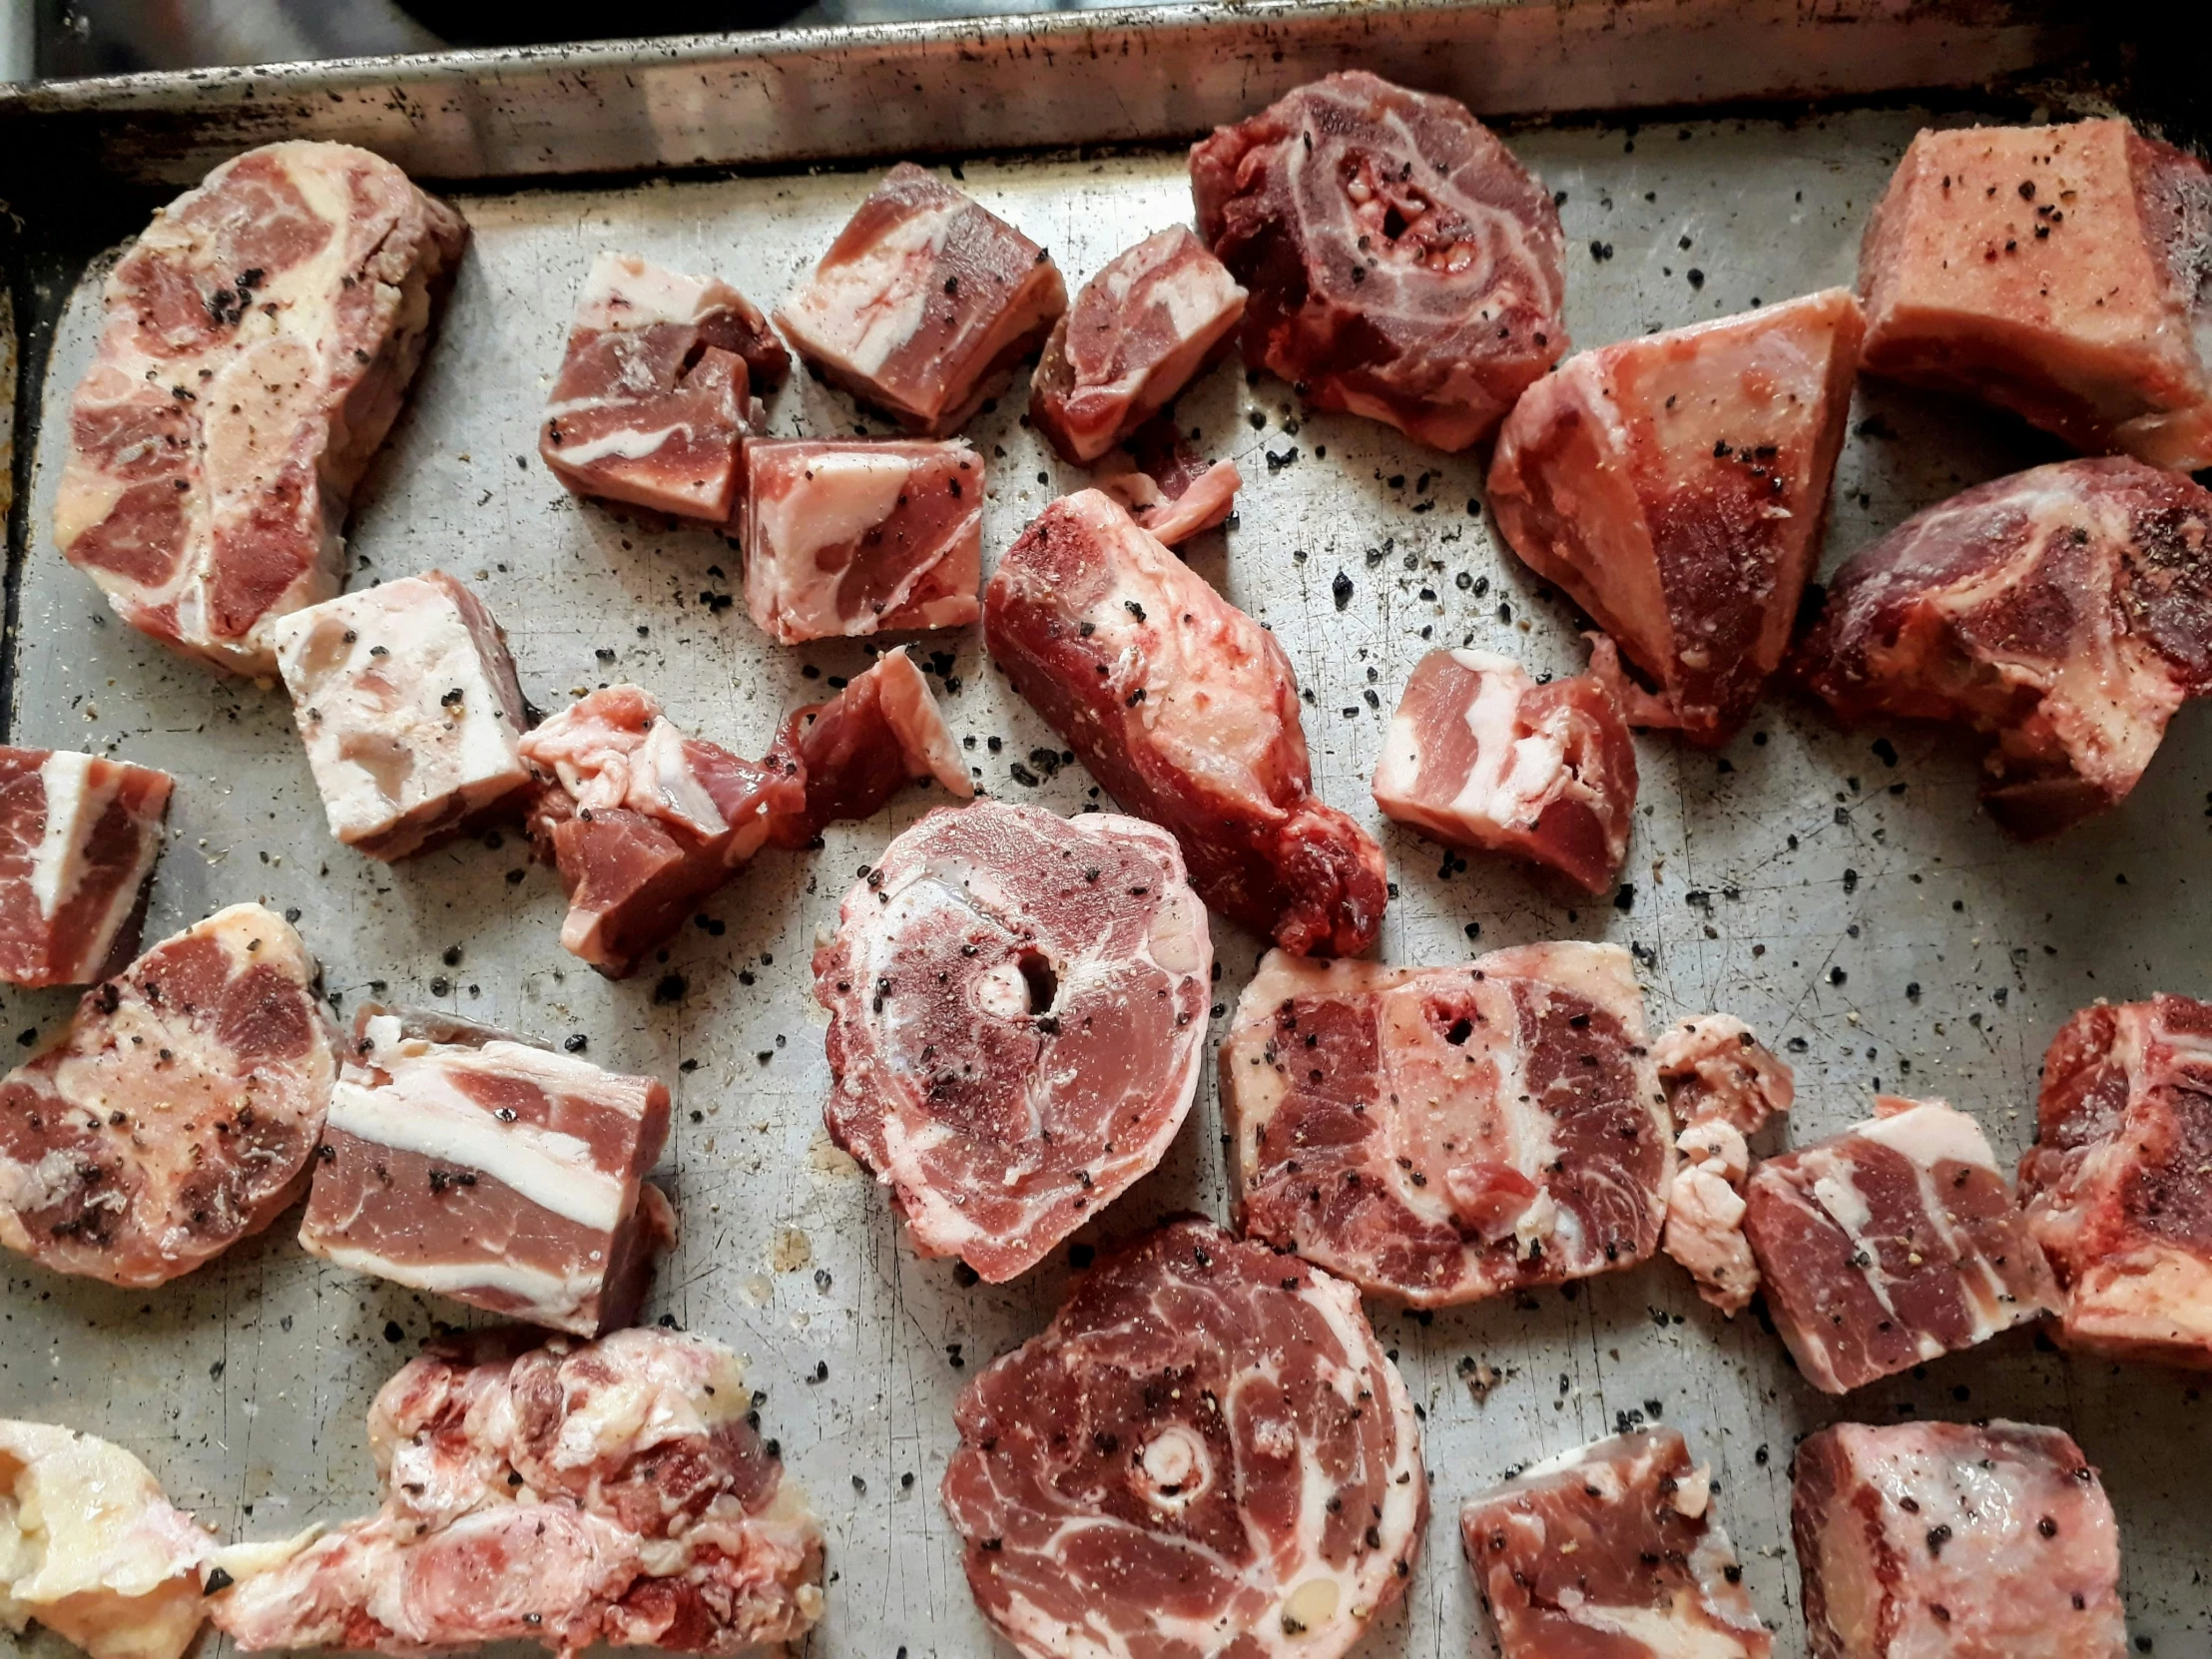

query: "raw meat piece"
xmin=539 ymin=251 xmax=784 ymax=522
xmin=1656 ymin=1014 xmax=1795 ymax=1315
xmin=1371 ymin=646 xmax=1636 ymax=893
xmin=1859 ymin=118 xmax=2212 ymax=471
xmin=1029 ymin=227 xmax=1247 ymax=462
xmin=2019 ymin=993 xmax=2212 ymax=1367
xmin=1460 ymin=1428 xmax=1771 ymax=1659
xmin=1795 ymin=455 xmax=2212 ymax=836
xmin=211 ymin=1328 xmax=824 ymax=1655
xmin=271 ymin=572 xmax=534 ymax=860
xmin=763 ymin=646 xmax=972 ymax=847
xmin=1742 ymin=1097 xmax=2056 ymax=1392
xmin=815 ymin=801 xmax=1210 ymax=1282
xmin=1189 ymin=71 xmax=1567 ymax=451
xmin=53 ymin=141 xmax=467 ymax=676
xmin=775 ymin=163 xmax=1067 ymax=435
xmin=986 ymin=489 xmax=1386 ymax=956
xmin=1488 ymin=288 xmax=1866 ymax=746
xmin=1793 ymin=1420 xmax=2127 ymax=1659
xmin=0 ymin=903 xmax=336 ymax=1287
xmin=0 ymin=749 xmax=173 ymax=987
xmin=299 ymin=1006 xmax=675 ymax=1336
xmin=943 ymin=1217 xmax=1424 ymax=1659
xmin=740 ymin=437 xmax=980 ymax=641
xmin=1219 ymin=942 xmax=1670 ymax=1306
xmin=1656 ymin=1012 xmax=1795 ymax=1136
xmin=1094 ymin=415 xmax=1244 ymax=546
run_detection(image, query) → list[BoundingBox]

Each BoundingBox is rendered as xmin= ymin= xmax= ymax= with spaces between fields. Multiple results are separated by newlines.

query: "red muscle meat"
xmin=942 ymin=1217 xmax=1425 ymax=1659
xmin=1795 ymin=455 xmax=2212 ymax=836
xmin=211 ymin=1328 xmax=824 ymax=1656
xmin=1489 ymin=288 xmax=1865 ymax=746
xmin=1461 ymin=1429 xmax=1772 ymax=1659
xmin=0 ymin=749 xmax=172 ymax=988
xmin=1860 ymin=118 xmax=2212 ymax=471
xmin=774 ymin=163 xmax=1067 ymax=436
xmin=763 ymin=646 xmax=971 ymax=847
xmin=1742 ymin=1097 xmax=2056 ymax=1392
xmin=2019 ymin=993 xmax=2212 ymax=1367
xmin=1093 ymin=414 xmax=1243 ymax=546
xmin=0 ymin=904 xmax=337 ymax=1287
xmin=1793 ymin=1420 xmax=2127 ymax=1659
xmin=985 ymin=489 xmax=1385 ymax=956
xmin=1191 ymin=71 xmax=1566 ymax=451
xmin=1220 ymin=943 xmax=1669 ymax=1306
xmin=814 ymin=801 xmax=1210 ymax=1282
xmin=53 ymin=142 xmax=466 ymax=675
xmin=1371 ymin=646 xmax=1636 ymax=892
xmin=1654 ymin=1014 xmax=1795 ymax=1317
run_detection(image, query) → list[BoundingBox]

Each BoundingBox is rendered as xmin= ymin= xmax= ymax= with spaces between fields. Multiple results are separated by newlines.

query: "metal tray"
xmin=3 ymin=5 xmax=2207 ymax=1655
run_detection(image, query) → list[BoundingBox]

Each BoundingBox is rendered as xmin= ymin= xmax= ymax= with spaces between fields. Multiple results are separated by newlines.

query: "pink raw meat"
xmin=0 ymin=749 xmax=172 ymax=987
xmin=764 ymin=647 xmax=971 ymax=847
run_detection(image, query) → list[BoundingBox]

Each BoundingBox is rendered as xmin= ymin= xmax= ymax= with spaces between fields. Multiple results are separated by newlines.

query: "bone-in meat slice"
xmin=764 ymin=646 xmax=972 ymax=847
xmin=1655 ymin=1014 xmax=1795 ymax=1316
xmin=0 ymin=749 xmax=172 ymax=988
xmin=53 ymin=142 xmax=466 ymax=675
xmin=942 ymin=1217 xmax=1425 ymax=1659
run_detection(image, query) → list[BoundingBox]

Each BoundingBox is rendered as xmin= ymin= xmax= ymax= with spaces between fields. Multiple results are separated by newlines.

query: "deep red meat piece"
xmin=764 ymin=647 xmax=971 ymax=848
xmin=0 ymin=748 xmax=173 ymax=988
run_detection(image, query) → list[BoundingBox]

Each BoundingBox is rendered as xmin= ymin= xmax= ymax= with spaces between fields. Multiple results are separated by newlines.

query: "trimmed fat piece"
xmin=1460 ymin=1429 xmax=1772 ymax=1659
xmin=1190 ymin=71 xmax=1567 ymax=451
xmin=1488 ymin=288 xmax=1865 ymax=746
xmin=1743 ymin=1097 xmax=2055 ymax=1392
xmin=1029 ymin=227 xmax=1247 ymax=463
xmin=0 ymin=749 xmax=172 ymax=987
xmin=299 ymin=1007 xmax=675 ymax=1336
xmin=814 ymin=801 xmax=1210 ymax=1282
xmin=1793 ymin=1420 xmax=2127 ymax=1659
xmin=774 ymin=163 xmax=1067 ymax=436
xmin=763 ymin=646 xmax=971 ymax=847
xmin=272 ymin=572 xmax=534 ymax=860
xmin=1795 ymin=455 xmax=2212 ymax=837
xmin=211 ymin=1328 xmax=825 ymax=1656
xmin=2019 ymin=993 xmax=2212 ymax=1367
xmin=1220 ymin=943 xmax=1670 ymax=1307
xmin=1093 ymin=414 xmax=1242 ymax=546
xmin=1655 ymin=1016 xmax=1794 ymax=1318
xmin=1859 ymin=118 xmax=2212 ymax=471
xmin=54 ymin=141 xmax=466 ymax=675
xmin=0 ymin=904 xmax=336 ymax=1287
xmin=740 ymin=437 xmax=981 ymax=642
xmin=942 ymin=1217 xmax=1425 ymax=1659
xmin=985 ymin=489 xmax=1386 ymax=956
xmin=1371 ymin=646 xmax=1637 ymax=893
xmin=539 ymin=251 xmax=784 ymax=522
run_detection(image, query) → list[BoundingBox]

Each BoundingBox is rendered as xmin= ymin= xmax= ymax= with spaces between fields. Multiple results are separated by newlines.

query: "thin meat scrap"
xmin=1489 ymin=288 xmax=1865 ymax=746
xmin=0 ymin=749 xmax=172 ymax=988
xmin=775 ymin=163 xmax=1067 ymax=436
xmin=1796 ymin=455 xmax=2212 ymax=836
xmin=764 ymin=646 xmax=971 ymax=847
xmin=1655 ymin=1015 xmax=1795 ymax=1318
xmin=1461 ymin=1429 xmax=1772 ymax=1659
xmin=1743 ymin=1097 xmax=2056 ymax=1392
xmin=54 ymin=142 xmax=467 ymax=675
xmin=942 ymin=1217 xmax=1425 ymax=1659
xmin=1093 ymin=414 xmax=1242 ymax=546
xmin=1793 ymin=1420 xmax=2127 ymax=1659
xmin=986 ymin=489 xmax=1386 ymax=956
xmin=815 ymin=801 xmax=1210 ymax=1282
xmin=211 ymin=1328 xmax=825 ymax=1656
xmin=1191 ymin=71 xmax=1567 ymax=451
xmin=1220 ymin=943 xmax=1670 ymax=1306
xmin=0 ymin=904 xmax=336 ymax=1288
xmin=1860 ymin=117 xmax=2212 ymax=471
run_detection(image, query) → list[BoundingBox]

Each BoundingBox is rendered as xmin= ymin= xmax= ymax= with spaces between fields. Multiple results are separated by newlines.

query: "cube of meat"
xmin=1743 ymin=1097 xmax=2056 ymax=1391
xmin=1489 ymin=288 xmax=1865 ymax=746
xmin=775 ymin=163 xmax=1067 ymax=436
xmin=1656 ymin=1014 xmax=1795 ymax=1317
xmin=740 ymin=438 xmax=981 ymax=642
xmin=1029 ymin=228 xmax=1247 ymax=462
xmin=54 ymin=142 xmax=466 ymax=675
xmin=2019 ymin=993 xmax=2212 ymax=1367
xmin=1460 ymin=1429 xmax=1772 ymax=1659
xmin=763 ymin=647 xmax=972 ymax=848
xmin=1220 ymin=943 xmax=1670 ymax=1306
xmin=985 ymin=489 xmax=1387 ymax=956
xmin=0 ymin=749 xmax=173 ymax=987
xmin=1371 ymin=646 xmax=1637 ymax=893
xmin=1093 ymin=414 xmax=1242 ymax=546
xmin=1793 ymin=1420 xmax=2127 ymax=1659
xmin=539 ymin=252 xmax=786 ymax=522
xmin=299 ymin=1007 xmax=675 ymax=1336
xmin=1860 ymin=118 xmax=2212 ymax=471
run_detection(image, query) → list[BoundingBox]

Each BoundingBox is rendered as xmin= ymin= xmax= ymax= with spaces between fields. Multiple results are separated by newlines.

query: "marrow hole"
xmin=1382 ymin=205 xmax=1410 ymax=242
xmin=1444 ymin=1017 xmax=1473 ymax=1046
xmin=1017 ymin=951 xmax=1060 ymax=1016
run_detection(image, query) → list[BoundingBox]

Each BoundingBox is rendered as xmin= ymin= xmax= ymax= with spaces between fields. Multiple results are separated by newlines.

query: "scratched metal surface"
xmin=5 ymin=106 xmax=2212 ymax=1659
